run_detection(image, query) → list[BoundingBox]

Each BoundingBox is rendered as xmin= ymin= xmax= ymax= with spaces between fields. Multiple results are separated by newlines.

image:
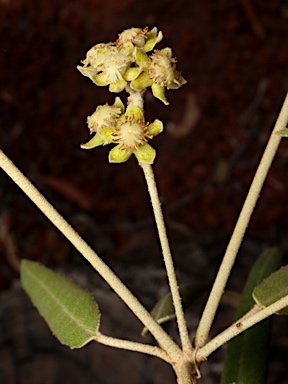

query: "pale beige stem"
xmin=197 ymin=295 xmax=288 ymax=360
xmin=141 ymin=163 xmax=192 ymax=353
xmin=0 ymin=150 xmax=182 ymax=362
xmin=195 ymin=93 xmax=288 ymax=348
xmin=95 ymin=332 xmax=171 ymax=363
xmin=126 ymin=85 xmax=144 ymax=111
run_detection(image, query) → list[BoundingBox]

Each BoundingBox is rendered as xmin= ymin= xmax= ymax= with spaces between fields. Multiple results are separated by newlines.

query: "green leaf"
xmin=142 ymin=283 xmax=241 ymax=337
xmin=142 ymin=283 xmax=208 ymax=336
xmin=221 ymin=247 xmax=282 ymax=384
xmin=20 ymin=260 xmax=100 ymax=349
xmin=253 ymin=263 xmax=288 ymax=315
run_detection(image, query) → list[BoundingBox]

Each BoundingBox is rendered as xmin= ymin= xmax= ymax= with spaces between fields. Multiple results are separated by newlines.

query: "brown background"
xmin=0 ymin=0 xmax=288 ymax=383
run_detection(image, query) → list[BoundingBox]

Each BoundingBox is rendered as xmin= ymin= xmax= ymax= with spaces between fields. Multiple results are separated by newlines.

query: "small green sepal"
xmin=125 ymin=105 xmax=144 ymax=121
xmin=93 ymin=72 xmax=111 ymax=87
xmin=151 ymin=83 xmax=169 ymax=105
xmin=99 ymin=127 xmax=114 ymax=142
xmin=134 ymin=144 xmax=156 ymax=164
xmin=109 ymin=145 xmax=133 ymax=163
xmin=124 ymin=67 xmax=143 ymax=81
xmin=114 ymin=96 xmax=125 ymax=112
xmin=147 ymin=119 xmax=163 ymax=137
xmin=135 ymin=48 xmax=151 ymax=70
xmin=131 ymin=72 xmax=153 ymax=90
xmin=144 ymin=27 xmax=163 ymax=52
xmin=109 ymin=79 xmax=127 ymax=93
xmin=80 ymin=134 xmax=104 ymax=149
xmin=77 ymin=65 xmax=98 ymax=79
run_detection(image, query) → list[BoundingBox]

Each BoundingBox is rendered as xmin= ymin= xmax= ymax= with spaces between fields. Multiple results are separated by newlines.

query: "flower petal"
xmin=131 ymin=72 xmax=153 ymax=91
xmin=80 ymin=134 xmax=104 ymax=149
xmin=109 ymin=79 xmax=127 ymax=93
xmin=109 ymin=145 xmax=133 ymax=163
xmin=147 ymin=119 xmax=163 ymax=137
xmin=151 ymin=83 xmax=169 ymax=105
xmin=125 ymin=105 xmax=144 ymax=121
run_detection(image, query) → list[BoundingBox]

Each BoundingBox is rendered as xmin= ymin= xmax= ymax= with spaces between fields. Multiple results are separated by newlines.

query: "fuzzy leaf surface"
xmin=20 ymin=260 xmax=100 ymax=348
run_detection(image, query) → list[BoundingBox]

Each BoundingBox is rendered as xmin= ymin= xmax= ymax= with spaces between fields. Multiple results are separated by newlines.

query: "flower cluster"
xmin=81 ymin=97 xmax=163 ymax=164
xmin=77 ymin=27 xmax=186 ymax=105
xmin=78 ymin=27 xmax=186 ymax=164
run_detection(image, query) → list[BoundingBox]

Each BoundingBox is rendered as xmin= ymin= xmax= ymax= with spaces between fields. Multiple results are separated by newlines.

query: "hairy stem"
xmin=141 ymin=163 xmax=192 ymax=353
xmin=195 ymin=93 xmax=288 ymax=348
xmin=197 ymin=294 xmax=288 ymax=359
xmin=95 ymin=332 xmax=171 ymax=362
xmin=0 ymin=150 xmax=182 ymax=362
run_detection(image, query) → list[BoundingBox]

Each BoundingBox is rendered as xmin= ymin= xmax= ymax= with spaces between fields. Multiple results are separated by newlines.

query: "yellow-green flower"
xmin=81 ymin=97 xmax=124 ymax=149
xmin=77 ymin=43 xmax=133 ymax=93
xmin=81 ymin=102 xmax=163 ymax=165
xmin=116 ymin=27 xmax=163 ymax=54
xmin=131 ymin=48 xmax=186 ymax=105
xmin=109 ymin=104 xmax=163 ymax=164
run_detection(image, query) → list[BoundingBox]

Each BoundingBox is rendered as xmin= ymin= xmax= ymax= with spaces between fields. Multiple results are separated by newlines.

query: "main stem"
xmin=141 ymin=163 xmax=192 ymax=353
xmin=0 ymin=150 xmax=182 ymax=362
xmin=195 ymin=93 xmax=288 ymax=348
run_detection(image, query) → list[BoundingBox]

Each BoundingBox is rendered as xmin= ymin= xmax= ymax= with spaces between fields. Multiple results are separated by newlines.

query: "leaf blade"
xmin=142 ymin=283 xmax=208 ymax=336
xmin=221 ymin=247 xmax=282 ymax=384
xmin=253 ymin=264 xmax=288 ymax=315
xmin=20 ymin=260 xmax=100 ymax=348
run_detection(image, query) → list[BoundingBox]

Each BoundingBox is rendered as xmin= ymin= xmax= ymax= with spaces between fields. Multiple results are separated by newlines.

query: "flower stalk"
xmin=141 ymin=163 xmax=192 ymax=354
xmin=195 ymin=92 xmax=288 ymax=348
xmin=77 ymin=27 xmax=189 ymax=353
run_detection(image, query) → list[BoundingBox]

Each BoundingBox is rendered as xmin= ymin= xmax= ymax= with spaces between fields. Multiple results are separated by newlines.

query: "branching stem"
xmin=195 ymin=93 xmax=288 ymax=348
xmin=0 ymin=150 xmax=182 ymax=362
xmin=95 ymin=332 xmax=171 ymax=362
xmin=197 ymin=294 xmax=288 ymax=360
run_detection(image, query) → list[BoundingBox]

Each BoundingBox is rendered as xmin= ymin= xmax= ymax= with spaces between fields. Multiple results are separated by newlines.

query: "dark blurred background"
xmin=0 ymin=0 xmax=288 ymax=383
